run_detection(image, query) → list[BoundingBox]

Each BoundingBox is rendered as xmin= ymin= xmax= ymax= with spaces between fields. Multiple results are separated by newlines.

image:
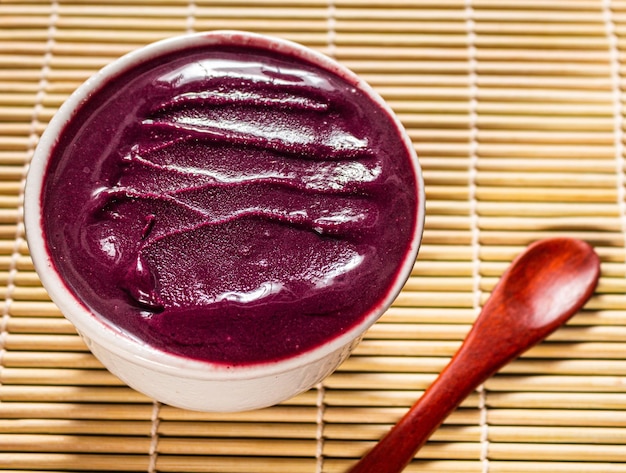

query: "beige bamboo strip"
xmin=425 ymin=186 xmax=468 ymax=202
xmin=324 ymin=423 xmax=480 ymax=441
xmin=324 ymin=372 xmax=438 ymax=390
xmin=380 ymin=308 xmax=475 ymax=323
xmin=0 ymin=183 xmax=27 ymax=195
xmin=333 ymin=6 xmax=600 ymax=22
xmin=339 ymin=356 xmax=448 ymax=373
xmin=538 ymin=324 xmax=626 ymax=342
xmin=488 ymin=443 xmax=626 ymax=462
xmin=402 ymin=276 xmax=474 ymax=291
xmin=332 ymin=32 xmax=607 ymax=49
xmin=0 ymin=453 xmax=149 ymax=472
xmin=0 ymin=286 xmax=51 ymax=301
xmin=47 ymin=5 xmax=328 ymax=18
xmin=159 ymin=421 xmax=317 ymax=438
xmin=0 ymin=240 xmax=29 ymax=254
xmin=496 ymin=358 xmax=626 ymax=376
xmin=487 ymin=425 xmax=626 ymax=443
xmin=9 ymin=301 xmax=61 ymax=317
xmin=336 ymin=46 xmax=612 ymax=63
xmin=159 ymin=405 xmax=318 ymax=422
xmin=0 ymin=418 xmax=151 ymax=435
xmin=0 ymin=80 xmax=41 ymax=93
xmin=2 ymin=351 xmax=100 ymax=368
xmin=476 ymin=201 xmax=620 ymax=216
xmin=157 ymin=456 xmax=315 ymax=473
xmin=485 ymin=462 xmax=626 ymax=473
xmin=7 ymin=17 xmax=191 ymax=31
xmin=417 ymin=245 xmax=473 ymax=260
xmin=477 ymin=230 xmax=625 ymax=246
xmin=487 ymin=391 xmax=626 ymax=409
xmin=476 ymin=216 xmax=621 ymax=232
xmin=0 ymin=92 xmax=75 ymax=107
xmin=425 ymin=200 xmax=471 ymax=215
xmin=0 ymin=104 xmax=55 ymax=121
xmin=390 ymin=292 xmax=474 ymax=308
xmin=485 ymin=375 xmax=626 ymax=393
xmin=2 ymin=334 xmax=86 ymax=352
xmin=199 ymin=19 xmax=330 ymax=32
xmin=475 ymin=115 xmax=615 ymax=132
xmin=1 ymin=471 xmax=102 ymax=473
xmin=474 ymin=149 xmax=615 ymax=163
xmin=411 ymin=262 xmax=472 ymax=277
xmin=347 ymin=59 xmax=466 ymax=73
xmin=3 ymin=311 xmax=75 ymax=336
xmin=8 ymin=19 xmax=328 ymax=37
xmin=478 ymin=129 xmax=613 ymax=144
xmin=475 ymin=48 xmax=608 ymax=63
xmin=367 ymin=320 xmax=471 ymax=340
xmin=477 ymin=168 xmax=615 ymax=188
xmin=0 ymin=166 xmax=37 ymax=181
xmin=323 ymin=440 xmax=480 ymax=460
xmin=323 ymin=406 xmax=480 ymax=425
xmin=0 ymin=434 xmax=152 ymax=454
xmin=476 ymin=75 xmax=612 ymax=91
xmin=324 ymin=460 xmax=486 ymax=473
xmin=423 ymin=171 xmax=471 ymax=187
xmin=0 ymin=137 xmax=30 ymax=152
xmin=0 ymin=151 xmax=34 ymax=165
xmin=424 ymin=215 xmax=471 ymax=230
xmin=470 ymin=0 xmax=603 ymax=10
xmin=0 ymin=368 xmax=123 ymax=386
xmin=50 ymin=42 xmax=136 ymax=58
xmin=0 ymin=402 xmax=155 ymax=420
xmin=475 ymin=186 xmax=617 ymax=202
xmin=475 ymin=22 xmax=607 ymax=37
xmin=0 ymin=271 xmax=41 ymax=286
xmin=0 ymin=385 xmax=147 ymax=403
xmin=158 ymin=437 xmax=317 ymax=456
xmin=0 ymin=209 xmax=20 ymax=224
xmin=379 ymin=87 xmax=470 ymax=101
xmin=336 ymin=22 xmax=609 ymax=37
xmin=0 ymin=3 xmax=253 ymax=16
xmin=350 ymin=61 xmax=613 ymax=78
xmin=322 ymin=389 xmax=428 ymax=407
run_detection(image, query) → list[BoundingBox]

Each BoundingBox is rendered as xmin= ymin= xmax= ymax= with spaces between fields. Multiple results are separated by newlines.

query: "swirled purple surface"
xmin=41 ymin=43 xmax=419 ymax=365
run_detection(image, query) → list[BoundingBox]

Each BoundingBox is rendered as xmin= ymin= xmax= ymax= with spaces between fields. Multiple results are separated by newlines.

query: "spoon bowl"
xmin=348 ymin=237 xmax=600 ymax=473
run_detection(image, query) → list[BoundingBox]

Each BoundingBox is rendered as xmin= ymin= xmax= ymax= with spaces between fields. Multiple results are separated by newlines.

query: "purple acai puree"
xmin=41 ymin=41 xmax=419 ymax=366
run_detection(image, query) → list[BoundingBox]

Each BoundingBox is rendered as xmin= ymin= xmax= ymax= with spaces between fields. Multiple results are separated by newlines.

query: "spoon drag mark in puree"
xmin=42 ymin=45 xmax=419 ymax=365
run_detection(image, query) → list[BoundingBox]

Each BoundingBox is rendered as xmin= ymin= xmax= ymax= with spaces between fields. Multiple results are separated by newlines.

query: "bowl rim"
xmin=24 ymin=30 xmax=426 ymax=381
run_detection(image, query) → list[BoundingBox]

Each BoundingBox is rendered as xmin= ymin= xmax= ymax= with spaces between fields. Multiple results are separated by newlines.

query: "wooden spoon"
xmin=348 ymin=237 xmax=600 ymax=473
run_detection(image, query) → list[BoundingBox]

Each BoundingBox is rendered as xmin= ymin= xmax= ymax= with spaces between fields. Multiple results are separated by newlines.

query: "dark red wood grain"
xmin=348 ymin=238 xmax=600 ymax=473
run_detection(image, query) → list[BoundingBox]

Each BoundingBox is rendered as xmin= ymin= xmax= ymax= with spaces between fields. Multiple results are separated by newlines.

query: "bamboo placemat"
xmin=2 ymin=0 xmax=626 ymax=472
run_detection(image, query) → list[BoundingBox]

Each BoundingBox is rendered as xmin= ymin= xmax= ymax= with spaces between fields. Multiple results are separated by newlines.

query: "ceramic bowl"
xmin=24 ymin=31 xmax=425 ymax=412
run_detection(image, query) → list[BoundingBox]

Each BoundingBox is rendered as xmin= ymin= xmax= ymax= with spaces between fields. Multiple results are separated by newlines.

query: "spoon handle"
xmin=348 ymin=238 xmax=600 ymax=473
xmin=347 ymin=325 xmax=516 ymax=473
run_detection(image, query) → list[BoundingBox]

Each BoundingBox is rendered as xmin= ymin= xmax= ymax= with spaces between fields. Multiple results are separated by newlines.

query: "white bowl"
xmin=24 ymin=31 xmax=425 ymax=412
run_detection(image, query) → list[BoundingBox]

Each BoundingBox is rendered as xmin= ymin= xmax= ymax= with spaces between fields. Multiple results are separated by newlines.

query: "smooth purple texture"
xmin=41 ymin=43 xmax=419 ymax=365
